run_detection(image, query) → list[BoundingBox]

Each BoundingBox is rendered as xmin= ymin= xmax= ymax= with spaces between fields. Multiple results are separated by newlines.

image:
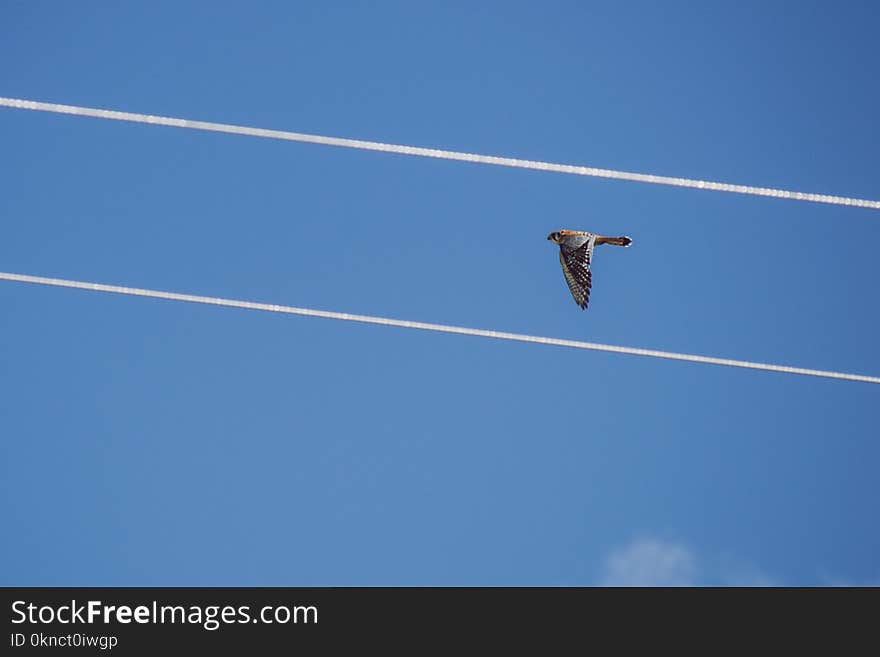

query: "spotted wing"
xmin=558 ymin=236 xmax=596 ymax=309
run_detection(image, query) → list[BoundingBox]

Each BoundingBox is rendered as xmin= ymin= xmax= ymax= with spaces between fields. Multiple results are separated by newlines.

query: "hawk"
xmin=547 ymin=229 xmax=632 ymax=309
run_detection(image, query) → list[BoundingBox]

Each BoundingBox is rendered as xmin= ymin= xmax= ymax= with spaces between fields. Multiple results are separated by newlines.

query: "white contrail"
xmin=2 ymin=96 xmax=878 ymax=209
xmin=2 ymin=271 xmax=878 ymax=385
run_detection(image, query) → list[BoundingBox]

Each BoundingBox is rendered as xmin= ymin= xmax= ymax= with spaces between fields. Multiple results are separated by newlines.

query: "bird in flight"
xmin=547 ymin=229 xmax=632 ymax=309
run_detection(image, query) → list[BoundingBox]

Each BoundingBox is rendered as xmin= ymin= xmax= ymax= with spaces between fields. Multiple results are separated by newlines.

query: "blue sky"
xmin=1 ymin=1 xmax=878 ymax=586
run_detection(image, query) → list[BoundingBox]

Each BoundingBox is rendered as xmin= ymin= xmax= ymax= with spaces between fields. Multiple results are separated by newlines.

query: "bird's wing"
xmin=558 ymin=236 xmax=595 ymax=309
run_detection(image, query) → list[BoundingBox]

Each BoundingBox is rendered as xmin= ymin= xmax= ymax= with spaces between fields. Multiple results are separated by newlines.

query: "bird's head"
xmin=547 ymin=231 xmax=562 ymax=244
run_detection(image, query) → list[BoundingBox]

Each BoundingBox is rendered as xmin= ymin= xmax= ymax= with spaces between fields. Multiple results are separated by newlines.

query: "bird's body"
xmin=547 ymin=229 xmax=632 ymax=309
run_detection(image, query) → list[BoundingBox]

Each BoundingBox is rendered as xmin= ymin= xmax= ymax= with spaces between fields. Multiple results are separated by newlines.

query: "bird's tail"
xmin=597 ymin=235 xmax=633 ymax=247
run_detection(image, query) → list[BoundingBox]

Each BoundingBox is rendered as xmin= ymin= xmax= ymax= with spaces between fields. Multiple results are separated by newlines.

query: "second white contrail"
xmin=1 ymin=271 xmax=878 ymax=385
